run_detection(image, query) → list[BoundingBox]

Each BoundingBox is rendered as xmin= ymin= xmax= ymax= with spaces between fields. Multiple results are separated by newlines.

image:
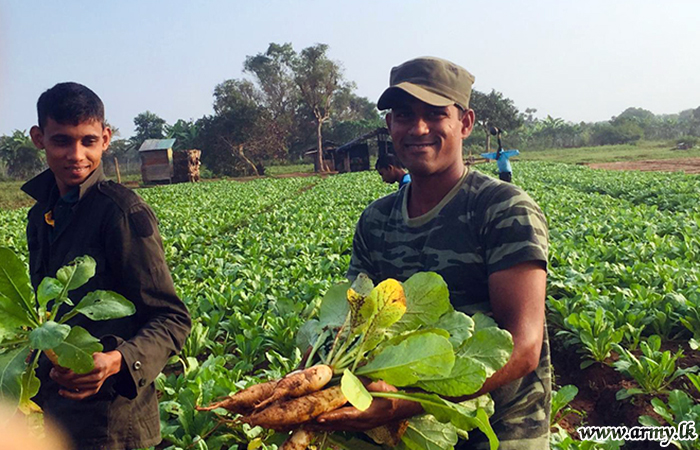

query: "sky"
xmin=1 ymin=0 xmax=699 ymax=139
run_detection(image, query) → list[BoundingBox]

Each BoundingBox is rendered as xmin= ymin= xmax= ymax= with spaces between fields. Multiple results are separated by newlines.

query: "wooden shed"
xmin=139 ymin=138 xmax=175 ymax=184
xmin=333 ymin=128 xmax=393 ymax=173
xmin=304 ymin=141 xmax=339 ymax=172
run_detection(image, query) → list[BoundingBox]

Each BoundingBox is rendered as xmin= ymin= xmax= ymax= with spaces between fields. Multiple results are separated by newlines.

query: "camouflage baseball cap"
xmin=377 ymin=56 xmax=475 ymax=111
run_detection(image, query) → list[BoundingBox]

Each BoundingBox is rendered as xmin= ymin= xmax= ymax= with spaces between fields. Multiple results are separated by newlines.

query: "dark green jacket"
xmin=22 ymin=165 xmax=191 ymax=450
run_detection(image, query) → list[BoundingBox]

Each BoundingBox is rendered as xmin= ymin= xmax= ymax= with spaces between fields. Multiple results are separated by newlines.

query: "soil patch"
xmin=587 ymin=158 xmax=700 ymax=174
xmin=551 ymin=337 xmax=700 ymax=449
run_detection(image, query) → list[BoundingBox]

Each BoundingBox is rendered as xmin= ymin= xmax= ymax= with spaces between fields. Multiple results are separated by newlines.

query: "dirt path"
xmin=587 ymin=157 xmax=700 ymax=174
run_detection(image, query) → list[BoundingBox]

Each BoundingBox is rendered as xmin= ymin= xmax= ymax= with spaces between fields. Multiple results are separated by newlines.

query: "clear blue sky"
xmin=2 ymin=0 xmax=699 ymax=138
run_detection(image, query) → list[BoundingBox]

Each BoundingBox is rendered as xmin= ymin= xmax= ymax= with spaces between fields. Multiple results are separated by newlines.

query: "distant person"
xmin=481 ymin=128 xmax=520 ymax=182
xmin=375 ymin=154 xmax=411 ymax=188
xmin=23 ymin=82 xmax=191 ymax=450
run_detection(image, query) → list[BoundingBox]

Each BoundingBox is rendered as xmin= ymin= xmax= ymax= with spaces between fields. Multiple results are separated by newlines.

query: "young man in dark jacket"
xmin=24 ymin=82 xmax=191 ymax=450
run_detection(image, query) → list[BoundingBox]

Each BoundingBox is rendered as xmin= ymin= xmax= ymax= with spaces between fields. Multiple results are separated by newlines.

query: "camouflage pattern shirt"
xmin=348 ymin=167 xmax=552 ymax=449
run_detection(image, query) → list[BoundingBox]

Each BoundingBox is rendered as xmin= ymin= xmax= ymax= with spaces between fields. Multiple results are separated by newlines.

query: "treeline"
xmin=3 ymin=44 xmax=700 ymax=180
xmin=108 ymin=43 xmax=384 ymax=177
xmin=466 ymin=90 xmax=700 ymax=153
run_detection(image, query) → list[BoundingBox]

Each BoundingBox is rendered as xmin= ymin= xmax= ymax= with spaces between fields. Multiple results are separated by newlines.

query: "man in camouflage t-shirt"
xmin=316 ymin=57 xmax=551 ymax=449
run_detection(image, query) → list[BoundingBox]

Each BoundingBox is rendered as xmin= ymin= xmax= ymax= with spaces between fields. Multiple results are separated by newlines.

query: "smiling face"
xmin=386 ymin=95 xmax=474 ymax=178
xmin=30 ymin=118 xmax=111 ymax=195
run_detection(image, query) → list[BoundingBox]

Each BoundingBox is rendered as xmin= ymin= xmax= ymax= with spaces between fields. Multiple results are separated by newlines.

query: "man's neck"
xmin=406 ymin=163 xmax=466 ymax=218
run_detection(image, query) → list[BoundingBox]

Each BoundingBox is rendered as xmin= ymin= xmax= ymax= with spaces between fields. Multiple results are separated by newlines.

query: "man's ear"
xmin=461 ymin=109 xmax=475 ymax=139
xmin=29 ymin=126 xmax=45 ymax=150
xmin=385 ymin=112 xmax=393 ymax=132
xmin=102 ymin=126 xmax=113 ymax=152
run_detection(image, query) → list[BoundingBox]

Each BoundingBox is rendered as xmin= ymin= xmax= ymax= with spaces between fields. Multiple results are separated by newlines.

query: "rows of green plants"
xmin=1 ymin=163 xmax=698 ymax=449
xmin=512 ymin=163 xmax=700 ymax=449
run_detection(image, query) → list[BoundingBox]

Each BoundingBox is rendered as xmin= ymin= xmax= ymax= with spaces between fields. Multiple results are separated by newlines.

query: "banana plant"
xmin=0 ymin=247 xmax=135 ymax=413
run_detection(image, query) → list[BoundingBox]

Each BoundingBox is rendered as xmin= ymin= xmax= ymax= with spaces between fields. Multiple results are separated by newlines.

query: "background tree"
xmin=197 ymin=79 xmax=286 ymax=176
xmin=0 ymin=130 xmax=45 ymax=179
xmin=291 ymin=44 xmax=349 ymax=172
xmin=165 ymin=119 xmax=201 ymax=151
xmin=469 ymin=89 xmax=523 ymax=151
xmin=131 ymin=111 xmax=166 ymax=148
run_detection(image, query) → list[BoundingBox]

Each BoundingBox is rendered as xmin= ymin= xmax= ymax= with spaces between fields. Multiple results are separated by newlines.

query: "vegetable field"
xmin=1 ymin=162 xmax=699 ymax=449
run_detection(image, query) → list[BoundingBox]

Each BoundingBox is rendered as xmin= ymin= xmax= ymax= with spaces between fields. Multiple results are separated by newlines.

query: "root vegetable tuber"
xmin=196 ymin=378 xmax=277 ymax=414
xmin=255 ymin=364 xmax=333 ymax=410
xmin=243 ymin=385 xmax=347 ymax=431
xmin=280 ymin=428 xmax=315 ymax=450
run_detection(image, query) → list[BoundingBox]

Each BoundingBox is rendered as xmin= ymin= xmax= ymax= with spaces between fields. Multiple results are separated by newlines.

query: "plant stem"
xmin=325 ymin=312 xmax=351 ymax=363
xmin=0 ymin=337 xmax=29 ymax=349
xmin=306 ymin=329 xmax=329 ymax=368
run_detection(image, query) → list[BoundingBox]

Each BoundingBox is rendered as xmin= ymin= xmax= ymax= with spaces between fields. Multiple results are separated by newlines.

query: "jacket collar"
xmin=22 ymin=164 xmax=106 ymax=204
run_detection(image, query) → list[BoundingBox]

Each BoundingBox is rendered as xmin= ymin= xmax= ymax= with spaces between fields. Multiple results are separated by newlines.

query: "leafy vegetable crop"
xmin=0 ymin=247 xmax=135 ymax=413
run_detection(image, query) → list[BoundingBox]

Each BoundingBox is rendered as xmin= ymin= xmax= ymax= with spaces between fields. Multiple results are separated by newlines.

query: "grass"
xmin=265 ymin=163 xmax=314 ymax=176
xmin=0 ymin=180 xmax=34 ymax=211
xmin=516 ymin=141 xmax=700 ymax=164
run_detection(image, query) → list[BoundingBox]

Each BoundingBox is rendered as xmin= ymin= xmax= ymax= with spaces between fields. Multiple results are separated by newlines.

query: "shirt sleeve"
xmin=104 ymin=203 xmax=191 ymax=399
xmin=478 ymin=184 xmax=549 ymax=276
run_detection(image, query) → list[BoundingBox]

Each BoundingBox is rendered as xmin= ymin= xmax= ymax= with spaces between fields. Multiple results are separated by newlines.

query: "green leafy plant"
xmin=639 ymin=390 xmax=700 ymax=450
xmin=551 ymin=385 xmax=584 ymax=427
xmin=559 ymin=309 xmax=624 ymax=368
xmin=550 ymin=426 xmax=625 ymax=450
xmin=211 ymin=272 xmax=513 ymax=449
xmin=613 ymin=335 xmax=698 ymax=400
xmin=0 ymin=247 xmax=135 ymax=413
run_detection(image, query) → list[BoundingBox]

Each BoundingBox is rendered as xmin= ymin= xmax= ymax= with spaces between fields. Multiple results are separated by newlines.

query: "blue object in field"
xmin=481 ymin=149 xmax=520 ymax=173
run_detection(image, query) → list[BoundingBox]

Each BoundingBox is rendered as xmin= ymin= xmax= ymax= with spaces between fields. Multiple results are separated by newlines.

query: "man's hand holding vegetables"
xmin=326 ymin=57 xmax=551 ymax=449
xmin=50 ymin=351 xmax=123 ymax=400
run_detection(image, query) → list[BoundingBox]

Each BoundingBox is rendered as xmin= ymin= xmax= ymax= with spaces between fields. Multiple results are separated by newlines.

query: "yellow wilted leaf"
xmin=369 ymin=279 xmax=406 ymax=330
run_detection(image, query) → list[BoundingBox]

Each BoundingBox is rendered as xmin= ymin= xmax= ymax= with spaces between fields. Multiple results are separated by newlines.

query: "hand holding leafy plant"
xmin=0 ymin=247 xmax=135 ymax=413
xmin=199 ymin=272 xmax=513 ymax=450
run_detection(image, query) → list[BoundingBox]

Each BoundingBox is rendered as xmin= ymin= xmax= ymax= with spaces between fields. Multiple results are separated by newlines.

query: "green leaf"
xmin=328 ymin=434 xmax=383 ymax=450
xmin=390 ymin=272 xmax=451 ymax=335
xmin=37 ymin=277 xmax=63 ymax=308
xmin=458 ymin=327 xmax=513 ymax=379
xmin=319 ymin=282 xmax=350 ymax=328
xmin=638 ymin=415 xmax=661 ymax=427
xmin=18 ymin=363 xmax=41 ymax=414
xmin=0 ymin=247 xmax=36 ymax=323
xmin=401 ymin=414 xmax=459 ymax=450
xmin=0 ymin=293 xmax=34 ymax=336
xmin=434 ymin=311 xmax=474 ymax=348
xmin=341 ymin=369 xmax=372 ymax=411
xmin=29 ymin=321 xmax=70 ymax=350
xmin=56 ymin=255 xmax=96 ymax=292
xmin=350 ymin=273 xmax=374 ymax=298
xmin=295 ymin=319 xmax=321 ymax=350
xmin=472 ymin=313 xmax=498 ymax=331
xmin=0 ymin=346 xmax=30 ymax=406
xmin=356 ymin=332 xmax=455 ymax=386
xmin=68 ymin=290 xmax=136 ymax=322
xmin=53 ymin=326 xmax=103 ymax=374
xmin=668 ymin=390 xmax=693 ymax=420
xmin=374 ymin=391 xmax=499 ymax=450
xmin=552 ymin=385 xmax=579 ymax=418
xmin=415 ymin=356 xmax=487 ymax=397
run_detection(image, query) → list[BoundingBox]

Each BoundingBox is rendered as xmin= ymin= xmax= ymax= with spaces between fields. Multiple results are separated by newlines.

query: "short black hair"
xmin=37 ymin=82 xmax=105 ymax=129
xmin=376 ymin=153 xmax=404 ymax=170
